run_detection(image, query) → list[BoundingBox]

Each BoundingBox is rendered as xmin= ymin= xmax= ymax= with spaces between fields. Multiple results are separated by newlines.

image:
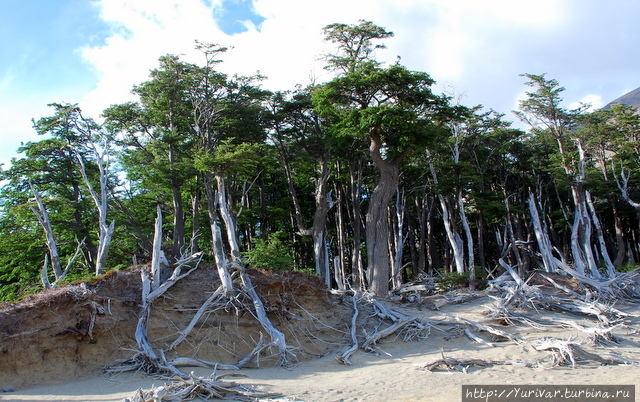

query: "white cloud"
xmin=4 ymin=0 xmax=640 ymax=168
xmin=569 ymin=94 xmax=603 ymax=111
xmin=80 ymin=0 xmax=227 ymax=117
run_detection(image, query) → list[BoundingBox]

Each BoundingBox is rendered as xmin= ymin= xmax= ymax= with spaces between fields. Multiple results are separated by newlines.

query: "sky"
xmin=1 ymin=0 xmax=640 ymax=168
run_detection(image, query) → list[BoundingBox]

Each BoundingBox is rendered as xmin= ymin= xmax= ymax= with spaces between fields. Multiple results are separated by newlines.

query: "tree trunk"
xmin=586 ymin=191 xmax=616 ymax=277
xmin=349 ymin=158 xmax=365 ymax=290
xmin=529 ymin=193 xmax=556 ymax=273
xmin=391 ymin=191 xmax=405 ymax=290
xmin=29 ymin=182 xmax=63 ymax=281
xmin=280 ymin=149 xmax=333 ymax=286
xmin=458 ymin=191 xmax=475 ymax=289
xmin=366 ymin=127 xmax=406 ymax=296
xmin=613 ymin=204 xmax=626 ymax=266
xmin=216 ymin=174 xmax=240 ymax=262
xmin=439 ymin=194 xmax=465 ymax=274
xmin=335 ymin=187 xmax=347 ymax=290
xmin=74 ymin=145 xmax=114 ymax=275
xmin=171 ymin=181 xmax=186 ymax=258
xmin=366 ymin=165 xmax=399 ymax=296
xmin=204 ymin=173 xmax=233 ymax=293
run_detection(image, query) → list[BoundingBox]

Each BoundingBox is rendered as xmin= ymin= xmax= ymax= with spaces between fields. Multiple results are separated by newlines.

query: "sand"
xmin=4 ymin=296 xmax=639 ymax=402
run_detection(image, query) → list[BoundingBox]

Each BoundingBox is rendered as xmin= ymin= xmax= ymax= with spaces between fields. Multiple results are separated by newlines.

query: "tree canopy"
xmin=1 ymin=21 xmax=639 ymax=301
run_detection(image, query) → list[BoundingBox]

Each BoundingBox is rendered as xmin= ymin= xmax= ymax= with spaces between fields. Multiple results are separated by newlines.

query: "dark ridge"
xmin=602 ymin=86 xmax=640 ymax=110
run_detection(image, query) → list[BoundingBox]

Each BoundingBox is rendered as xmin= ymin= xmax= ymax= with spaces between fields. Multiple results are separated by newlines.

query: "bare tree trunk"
xmin=366 ymin=156 xmax=401 ymax=296
xmin=170 ymin=181 xmax=185 ymax=258
xmin=190 ymin=179 xmax=201 ymax=255
xmin=458 ymin=191 xmax=475 ymax=289
xmin=349 ymin=159 xmax=365 ymax=290
xmin=216 ymin=175 xmax=240 ymax=262
xmin=586 ymin=191 xmax=616 ymax=277
xmin=280 ymin=149 xmax=334 ymax=286
xmin=391 ymin=191 xmax=405 ymax=290
xmin=29 ymin=181 xmax=63 ymax=280
xmin=335 ymin=190 xmax=347 ymax=290
xmin=204 ymin=173 xmax=233 ymax=293
xmin=74 ymin=142 xmax=115 ymax=275
xmin=529 ymin=193 xmax=556 ymax=273
xmin=613 ymin=204 xmax=626 ymax=266
xmin=438 ymin=194 xmax=465 ymax=274
xmin=427 ymin=153 xmax=465 ymax=275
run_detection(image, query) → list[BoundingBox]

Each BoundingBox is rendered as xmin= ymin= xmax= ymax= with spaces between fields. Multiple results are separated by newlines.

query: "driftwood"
xmin=444 ymin=314 xmax=523 ymax=344
xmin=168 ymin=357 xmax=239 ymax=370
xmin=123 ymin=372 xmax=280 ymax=402
xmin=363 ymin=317 xmax=417 ymax=353
xmin=534 ymin=338 xmax=636 ymax=367
xmin=416 ymin=355 xmax=526 ymax=373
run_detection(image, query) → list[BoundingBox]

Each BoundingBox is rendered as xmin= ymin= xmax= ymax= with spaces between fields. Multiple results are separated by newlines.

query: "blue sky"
xmin=2 ymin=0 xmax=640 ymax=168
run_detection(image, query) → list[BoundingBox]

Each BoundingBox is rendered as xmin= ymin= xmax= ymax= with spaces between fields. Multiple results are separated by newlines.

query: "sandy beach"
xmin=4 ymin=294 xmax=639 ymax=402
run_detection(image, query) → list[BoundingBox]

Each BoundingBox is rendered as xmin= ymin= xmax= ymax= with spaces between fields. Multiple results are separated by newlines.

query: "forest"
xmin=2 ymin=20 xmax=640 ymax=301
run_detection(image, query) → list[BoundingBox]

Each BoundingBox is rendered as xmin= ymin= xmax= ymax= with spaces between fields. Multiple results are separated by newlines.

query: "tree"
xmin=515 ymin=74 xmax=615 ymax=278
xmin=104 ymin=55 xmax=197 ymax=260
xmin=268 ymin=89 xmax=336 ymax=285
xmin=314 ymin=21 xmax=462 ymax=296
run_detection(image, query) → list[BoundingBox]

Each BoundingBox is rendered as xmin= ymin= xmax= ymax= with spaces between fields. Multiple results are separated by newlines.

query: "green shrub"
xmin=242 ymin=231 xmax=295 ymax=271
xmin=436 ymin=267 xmax=487 ymax=291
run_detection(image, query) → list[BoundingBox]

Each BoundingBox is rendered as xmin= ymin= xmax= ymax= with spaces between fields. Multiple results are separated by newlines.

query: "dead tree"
xmin=106 ymin=207 xmax=202 ymax=378
xmin=74 ymin=141 xmax=115 ymax=276
xmin=28 ymin=181 xmax=63 ymax=283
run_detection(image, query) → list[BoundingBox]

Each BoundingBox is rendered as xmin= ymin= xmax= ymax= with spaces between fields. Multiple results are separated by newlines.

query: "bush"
xmin=242 ymin=232 xmax=295 ymax=271
xmin=436 ymin=268 xmax=487 ymax=291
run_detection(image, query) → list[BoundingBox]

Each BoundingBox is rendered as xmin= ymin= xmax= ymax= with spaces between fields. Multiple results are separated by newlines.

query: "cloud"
xmin=5 ymin=0 xmax=640 ymax=169
xmin=78 ymin=0 xmax=576 ymax=122
xmin=80 ymin=0 xmax=227 ymax=117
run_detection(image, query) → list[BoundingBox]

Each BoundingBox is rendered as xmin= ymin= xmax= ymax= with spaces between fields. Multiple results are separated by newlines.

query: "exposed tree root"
xmin=335 ymin=291 xmax=360 ymax=365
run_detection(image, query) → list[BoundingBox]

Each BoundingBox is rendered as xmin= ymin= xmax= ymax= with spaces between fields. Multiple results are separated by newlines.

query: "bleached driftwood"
xmin=534 ymin=338 xmax=635 ymax=367
xmin=416 ymin=355 xmax=526 ymax=373
xmin=463 ymin=327 xmax=496 ymax=347
xmin=362 ymin=317 xmax=417 ymax=352
xmin=123 ymin=371 xmax=280 ymax=402
xmin=168 ymin=357 xmax=238 ymax=370
xmin=445 ymin=314 xmax=523 ymax=344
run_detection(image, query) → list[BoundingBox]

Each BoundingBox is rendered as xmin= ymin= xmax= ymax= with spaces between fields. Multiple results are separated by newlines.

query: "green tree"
xmin=104 ymin=55 xmax=197 ymax=259
xmin=314 ymin=21 xmax=463 ymax=296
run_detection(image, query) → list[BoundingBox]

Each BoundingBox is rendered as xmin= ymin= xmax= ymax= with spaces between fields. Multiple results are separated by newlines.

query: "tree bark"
xmin=528 ymin=193 xmax=556 ymax=273
xmin=216 ymin=174 xmax=240 ymax=262
xmin=366 ymin=127 xmax=407 ymax=296
xmin=458 ymin=191 xmax=475 ymax=289
xmin=204 ymin=173 xmax=233 ymax=293
xmin=29 ymin=181 xmax=63 ymax=280
xmin=348 ymin=158 xmax=366 ymax=290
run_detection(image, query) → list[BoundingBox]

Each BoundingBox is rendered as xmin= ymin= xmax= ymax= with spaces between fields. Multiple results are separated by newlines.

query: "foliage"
xmin=242 ymin=231 xmax=295 ymax=271
xmin=436 ymin=268 xmax=487 ymax=291
xmin=2 ymin=23 xmax=640 ymax=300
